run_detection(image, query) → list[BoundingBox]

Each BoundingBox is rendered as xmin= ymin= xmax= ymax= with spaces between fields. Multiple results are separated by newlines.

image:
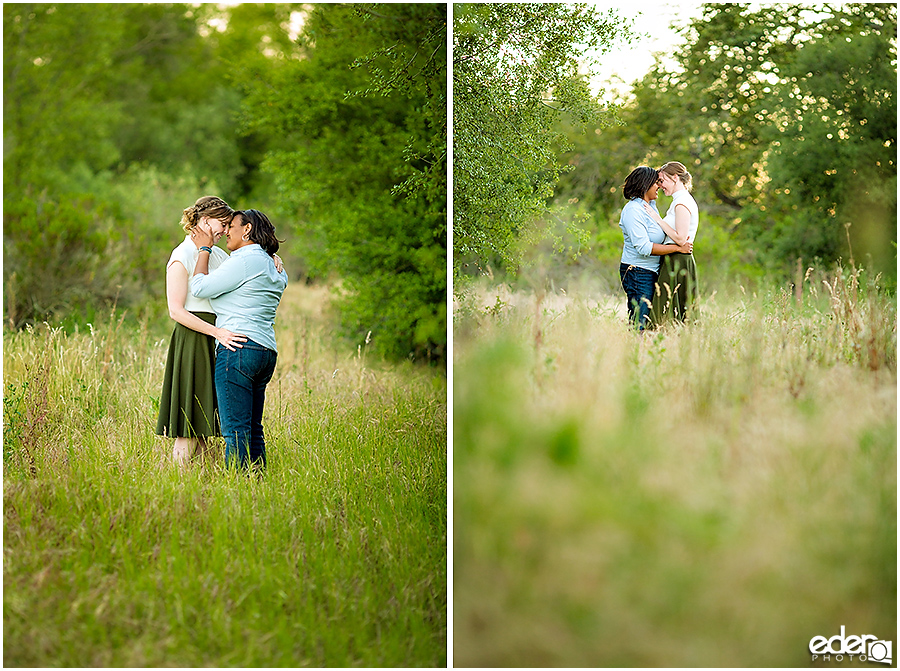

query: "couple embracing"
xmin=155 ymin=196 xmax=288 ymax=472
xmin=618 ymin=161 xmax=700 ymax=331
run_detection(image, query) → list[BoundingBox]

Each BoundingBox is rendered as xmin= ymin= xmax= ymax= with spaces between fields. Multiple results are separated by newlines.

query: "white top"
xmin=662 ymin=189 xmax=700 ymax=244
xmin=166 ymin=235 xmax=229 ymax=313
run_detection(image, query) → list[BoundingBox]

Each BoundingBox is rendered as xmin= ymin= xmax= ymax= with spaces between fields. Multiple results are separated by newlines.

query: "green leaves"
xmin=240 ymin=4 xmax=447 ymax=364
xmin=453 ymin=3 xmax=631 ymax=283
xmin=4 ymin=4 xmax=448 ymax=361
xmin=553 ymin=2 xmax=896 ymax=282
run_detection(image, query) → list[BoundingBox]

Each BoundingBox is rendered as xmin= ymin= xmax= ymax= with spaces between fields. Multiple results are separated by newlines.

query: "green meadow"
xmin=453 ymin=265 xmax=896 ymax=667
xmin=4 ymin=284 xmax=447 ymax=667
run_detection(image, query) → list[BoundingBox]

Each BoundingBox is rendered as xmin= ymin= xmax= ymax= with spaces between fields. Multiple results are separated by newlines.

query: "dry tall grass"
xmin=453 ymin=266 xmax=895 ymax=667
xmin=4 ymin=283 xmax=447 ymax=667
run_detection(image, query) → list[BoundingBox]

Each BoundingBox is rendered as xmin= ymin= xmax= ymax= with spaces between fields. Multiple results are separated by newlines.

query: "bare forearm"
xmin=658 ymin=220 xmax=687 ymax=246
xmin=193 ymin=249 xmax=210 ymax=276
xmin=652 ymin=243 xmax=690 ymax=256
xmin=169 ymin=305 xmax=217 ymax=336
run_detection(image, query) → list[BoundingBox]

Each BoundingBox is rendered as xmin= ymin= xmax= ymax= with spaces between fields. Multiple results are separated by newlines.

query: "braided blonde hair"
xmin=180 ymin=196 xmax=234 ymax=233
xmin=658 ymin=161 xmax=693 ymax=192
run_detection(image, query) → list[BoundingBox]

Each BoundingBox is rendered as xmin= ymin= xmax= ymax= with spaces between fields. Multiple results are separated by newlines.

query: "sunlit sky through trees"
xmin=584 ymin=1 xmax=703 ymax=97
xmin=584 ymin=2 xmax=853 ymax=99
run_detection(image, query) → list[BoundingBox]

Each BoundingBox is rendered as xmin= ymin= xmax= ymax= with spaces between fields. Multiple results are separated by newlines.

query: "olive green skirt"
xmin=650 ymin=252 xmax=699 ymax=326
xmin=156 ymin=312 xmax=220 ymax=438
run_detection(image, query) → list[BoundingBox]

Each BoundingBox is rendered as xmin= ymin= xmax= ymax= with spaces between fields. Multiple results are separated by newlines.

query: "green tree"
xmin=763 ymin=3 xmax=896 ymax=272
xmin=4 ymin=4 xmax=152 ymax=326
xmin=452 ymin=2 xmax=632 ymax=282
xmin=3 ymin=3 xmax=275 ymax=327
xmin=4 ymin=4 xmax=126 ymax=192
xmin=239 ymin=3 xmax=447 ymax=364
xmin=209 ymin=3 xmax=305 ymax=200
xmin=3 ymin=3 xmax=248 ymax=194
xmin=571 ymin=3 xmax=895 ymax=279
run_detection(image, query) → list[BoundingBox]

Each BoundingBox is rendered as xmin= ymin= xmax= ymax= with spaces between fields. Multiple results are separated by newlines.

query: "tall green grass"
xmin=4 ymin=284 xmax=446 ymax=667
xmin=454 ymin=264 xmax=896 ymax=667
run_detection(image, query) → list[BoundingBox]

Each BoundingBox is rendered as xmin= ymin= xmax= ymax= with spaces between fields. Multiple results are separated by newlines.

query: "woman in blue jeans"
xmin=190 ymin=209 xmax=288 ymax=470
xmin=618 ymin=166 xmax=693 ymax=331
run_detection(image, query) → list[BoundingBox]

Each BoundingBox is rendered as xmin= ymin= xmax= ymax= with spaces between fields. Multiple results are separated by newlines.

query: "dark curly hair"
xmin=622 ymin=166 xmax=659 ymax=200
xmin=235 ymin=209 xmax=284 ymax=256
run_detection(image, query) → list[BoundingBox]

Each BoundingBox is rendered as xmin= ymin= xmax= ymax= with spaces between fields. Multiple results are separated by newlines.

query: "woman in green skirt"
xmin=643 ymin=161 xmax=700 ymax=325
xmin=156 ymin=196 xmax=248 ymax=466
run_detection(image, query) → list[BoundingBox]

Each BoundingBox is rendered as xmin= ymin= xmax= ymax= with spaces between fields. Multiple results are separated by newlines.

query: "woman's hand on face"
xmin=192 ymin=222 xmax=215 ymax=249
xmin=642 ymin=201 xmax=662 ymax=222
xmin=215 ymin=328 xmax=247 ymax=352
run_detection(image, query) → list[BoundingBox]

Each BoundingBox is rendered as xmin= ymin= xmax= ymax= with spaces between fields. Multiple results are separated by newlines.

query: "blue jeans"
xmin=215 ymin=339 xmax=278 ymax=470
xmin=619 ymin=263 xmax=658 ymax=331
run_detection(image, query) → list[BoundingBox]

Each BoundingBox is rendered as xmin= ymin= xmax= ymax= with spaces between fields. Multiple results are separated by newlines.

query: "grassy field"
xmin=453 ymin=264 xmax=896 ymax=667
xmin=3 ymin=283 xmax=447 ymax=667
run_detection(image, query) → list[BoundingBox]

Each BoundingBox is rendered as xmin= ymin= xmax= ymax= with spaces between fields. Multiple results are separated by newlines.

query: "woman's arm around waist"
xmin=166 ymin=261 xmax=246 ymax=351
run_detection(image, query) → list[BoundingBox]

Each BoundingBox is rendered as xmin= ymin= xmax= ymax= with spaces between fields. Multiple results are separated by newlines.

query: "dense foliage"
xmin=552 ymin=3 xmax=896 ymax=286
xmin=240 ymin=4 xmax=447 ymax=363
xmin=3 ymin=3 xmax=447 ymax=365
xmin=4 ymin=4 xmax=239 ymax=326
xmin=452 ymin=3 xmax=633 ymax=283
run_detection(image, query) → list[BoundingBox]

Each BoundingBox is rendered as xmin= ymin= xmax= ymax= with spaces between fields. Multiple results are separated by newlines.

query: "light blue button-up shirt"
xmin=619 ymin=198 xmax=665 ymax=272
xmin=190 ymin=244 xmax=288 ymax=352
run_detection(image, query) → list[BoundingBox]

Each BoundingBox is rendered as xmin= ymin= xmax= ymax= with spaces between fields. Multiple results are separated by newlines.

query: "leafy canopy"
xmin=453 ymin=3 xmax=633 ymax=284
xmin=553 ymin=2 xmax=896 ymax=281
xmin=240 ymin=3 xmax=447 ymax=364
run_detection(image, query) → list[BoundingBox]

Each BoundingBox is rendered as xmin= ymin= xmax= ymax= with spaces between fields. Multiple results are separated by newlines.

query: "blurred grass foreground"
xmin=454 ymin=267 xmax=896 ymax=667
xmin=3 ymin=284 xmax=447 ymax=667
